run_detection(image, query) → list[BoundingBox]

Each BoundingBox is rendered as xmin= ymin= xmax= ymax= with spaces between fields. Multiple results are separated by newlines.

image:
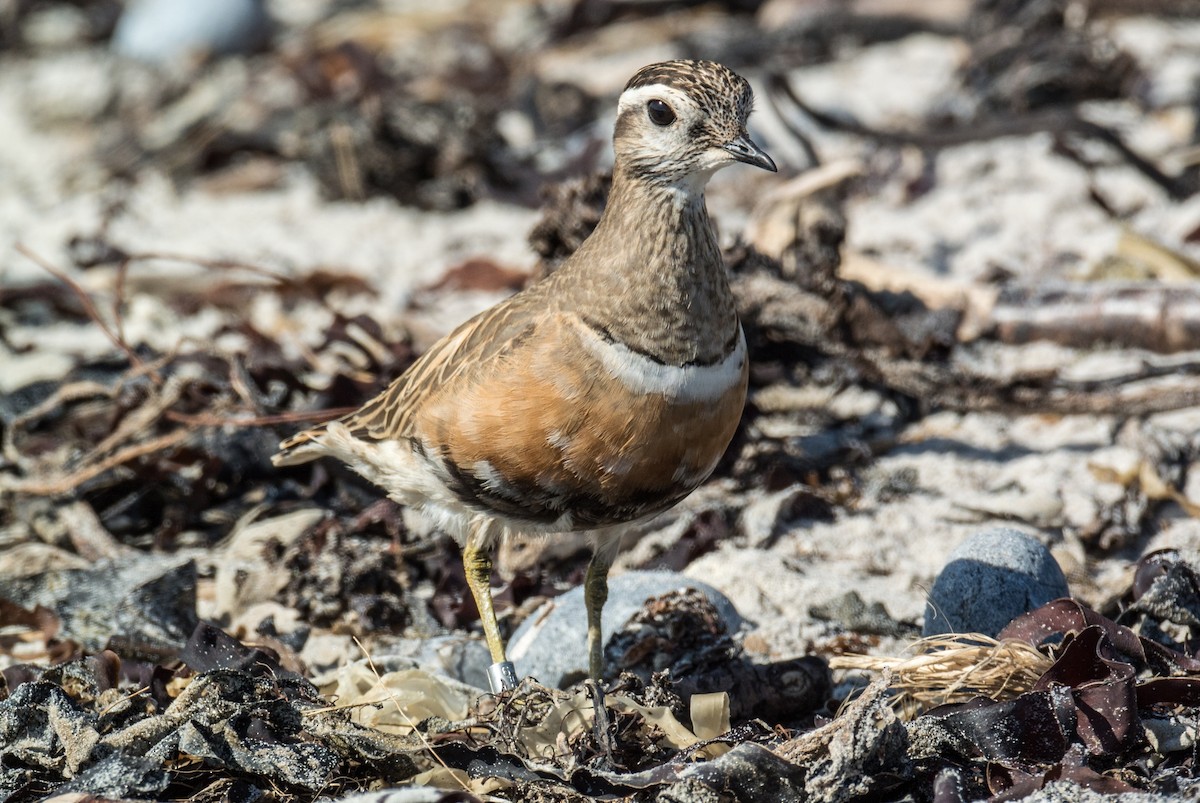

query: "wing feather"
xmin=273 ymin=282 xmax=551 ymax=463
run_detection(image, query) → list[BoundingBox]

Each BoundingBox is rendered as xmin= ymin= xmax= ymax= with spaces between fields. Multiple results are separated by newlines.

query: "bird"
xmin=273 ymin=59 xmax=776 ymax=693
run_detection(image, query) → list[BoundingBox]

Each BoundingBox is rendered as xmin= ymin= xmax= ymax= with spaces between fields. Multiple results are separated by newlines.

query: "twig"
xmin=164 ymin=407 xmax=356 ymax=428
xmin=0 ymin=429 xmax=191 ymax=496
xmin=15 ymin=243 xmax=159 ymax=383
xmin=98 ymin=685 xmax=151 ymax=716
xmin=766 ymin=74 xmax=1195 ymax=200
xmin=113 ymin=255 xmax=132 ymax=356
xmin=350 ymin=636 xmax=471 ymax=793
xmin=124 ymin=250 xmax=294 ymax=286
xmin=856 ymin=347 xmax=1200 ymax=416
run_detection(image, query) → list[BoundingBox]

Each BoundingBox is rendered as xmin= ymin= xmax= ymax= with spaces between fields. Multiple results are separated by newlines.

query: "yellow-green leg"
xmin=463 ymin=525 xmax=516 ymax=692
xmin=586 ymin=533 xmax=622 ymax=681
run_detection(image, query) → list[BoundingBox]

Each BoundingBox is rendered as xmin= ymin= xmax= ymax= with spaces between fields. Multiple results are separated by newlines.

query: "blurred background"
xmin=3 ymin=1 xmax=1200 ymax=797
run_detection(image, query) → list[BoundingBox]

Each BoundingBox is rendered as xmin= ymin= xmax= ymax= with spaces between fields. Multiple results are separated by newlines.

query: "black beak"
xmin=724 ymin=133 xmax=777 ymax=172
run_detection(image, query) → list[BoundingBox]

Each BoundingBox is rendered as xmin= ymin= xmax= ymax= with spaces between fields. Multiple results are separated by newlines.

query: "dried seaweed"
xmin=0 ymin=627 xmax=432 ymax=802
xmin=831 ymin=635 xmax=1054 ymax=715
xmin=605 ymin=589 xmax=831 ymax=724
xmin=866 ymin=591 xmax=1200 ymax=798
xmin=964 ymin=0 xmax=1139 ymax=113
xmin=6 ymin=4 xmax=1200 ymax=800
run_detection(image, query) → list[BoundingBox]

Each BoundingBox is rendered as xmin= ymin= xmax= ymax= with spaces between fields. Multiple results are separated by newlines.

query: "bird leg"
xmin=463 ymin=522 xmax=516 ymax=692
xmin=586 ymin=532 xmax=623 ymax=681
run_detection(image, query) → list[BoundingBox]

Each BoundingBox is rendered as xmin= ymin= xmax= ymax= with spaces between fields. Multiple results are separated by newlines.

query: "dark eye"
xmin=647 ymin=99 xmax=676 ymax=126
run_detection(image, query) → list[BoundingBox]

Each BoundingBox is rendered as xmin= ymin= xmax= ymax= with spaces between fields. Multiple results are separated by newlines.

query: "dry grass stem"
xmin=16 ymin=243 xmax=157 ymax=382
xmin=829 ymin=634 xmax=1054 ymax=718
xmin=350 ymin=637 xmax=471 ymax=794
xmin=0 ymin=429 xmax=192 ymax=496
xmin=165 ymin=407 xmax=357 ymax=428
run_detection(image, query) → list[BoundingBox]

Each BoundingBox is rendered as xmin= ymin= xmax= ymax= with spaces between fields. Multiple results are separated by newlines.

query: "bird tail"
xmin=271 ymin=425 xmax=333 ymax=467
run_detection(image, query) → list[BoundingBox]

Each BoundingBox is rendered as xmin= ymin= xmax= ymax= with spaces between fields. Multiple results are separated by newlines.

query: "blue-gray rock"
xmin=113 ymin=0 xmax=270 ymax=64
xmin=923 ymin=527 xmax=1069 ymax=637
xmin=0 ymin=554 xmax=198 ymax=651
xmin=507 ymin=570 xmax=743 ymax=688
xmin=368 ymin=635 xmax=494 ymax=692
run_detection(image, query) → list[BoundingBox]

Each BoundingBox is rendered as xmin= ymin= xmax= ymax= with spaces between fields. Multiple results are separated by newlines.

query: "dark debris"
xmin=603 ymin=588 xmax=831 ymax=726
xmin=964 ymin=0 xmax=1139 ymax=113
xmin=6 ymin=2 xmax=1200 ymax=800
xmin=0 ymin=627 xmax=429 ymax=803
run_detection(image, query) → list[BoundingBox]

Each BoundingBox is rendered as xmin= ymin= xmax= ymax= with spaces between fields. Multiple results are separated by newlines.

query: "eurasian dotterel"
xmin=273 ymin=59 xmax=777 ymax=692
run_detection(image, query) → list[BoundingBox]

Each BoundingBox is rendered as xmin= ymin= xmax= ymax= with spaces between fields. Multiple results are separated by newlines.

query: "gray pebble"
xmin=334 ymin=791 xmax=461 ymax=803
xmin=507 ymin=570 xmax=743 ymax=688
xmin=113 ymin=0 xmax=270 ymax=64
xmin=923 ymin=527 xmax=1069 ymax=638
xmin=0 ymin=554 xmax=199 ymax=651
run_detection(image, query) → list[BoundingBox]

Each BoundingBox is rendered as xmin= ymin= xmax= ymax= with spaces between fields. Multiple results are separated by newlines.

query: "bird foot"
xmin=486 ymin=661 xmax=518 ymax=693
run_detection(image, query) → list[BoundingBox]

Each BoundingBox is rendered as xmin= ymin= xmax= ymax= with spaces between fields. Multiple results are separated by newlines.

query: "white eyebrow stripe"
xmin=617 ymin=84 xmax=693 ymax=116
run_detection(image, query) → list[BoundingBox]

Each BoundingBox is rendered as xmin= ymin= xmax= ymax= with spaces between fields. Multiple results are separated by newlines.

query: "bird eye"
xmin=646 ymin=99 xmax=676 ymax=126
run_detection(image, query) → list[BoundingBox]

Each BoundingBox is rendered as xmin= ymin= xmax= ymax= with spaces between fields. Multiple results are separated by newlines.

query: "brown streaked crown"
xmin=625 ymin=59 xmax=754 ymax=131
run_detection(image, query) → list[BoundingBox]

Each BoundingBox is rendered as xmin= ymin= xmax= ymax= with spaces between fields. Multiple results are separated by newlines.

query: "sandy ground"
xmin=4 ymin=2 xmax=1200 ymax=647
xmin=3 ymin=2 xmax=1200 ymax=798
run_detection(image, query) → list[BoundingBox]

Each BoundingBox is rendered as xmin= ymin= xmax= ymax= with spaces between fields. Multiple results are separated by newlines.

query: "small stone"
xmin=112 ymin=0 xmax=270 ymax=65
xmin=507 ymin=570 xmax=743 ymax=688
xmin=810 ymin=590 xmax=914 ymax=638
xmin=740 ymin=486 xmax=809 ymax=548
xmin=923 ymin=527 xmax=1069 ymax=637
xmin=358 ymin=635 xmax=494 ymax=692
xmin=21 ymin=5 xmax=92 ymax=49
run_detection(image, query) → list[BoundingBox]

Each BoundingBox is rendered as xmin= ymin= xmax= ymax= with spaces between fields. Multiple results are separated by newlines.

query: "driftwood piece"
xmin=736 ymin=186 xmax=1200 ymax=416
xmin=839 ymin=249 xmax=1200 ymax=355
xmin=989 ymin=282 xmax=1200 ymax=353
xmin=773 ymin=672 xmax=909 ymax=802
xmin=738 ymin=265 xmax=1200 ymax=415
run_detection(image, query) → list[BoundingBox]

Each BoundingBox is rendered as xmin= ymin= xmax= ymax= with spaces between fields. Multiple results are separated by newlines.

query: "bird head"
xmin=612 ymin=59 xmax=776 ymax=190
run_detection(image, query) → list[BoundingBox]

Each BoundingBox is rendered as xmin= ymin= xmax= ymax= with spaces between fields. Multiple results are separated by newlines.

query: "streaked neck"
xmin=560 ymin=168 xmax=739 ymax=366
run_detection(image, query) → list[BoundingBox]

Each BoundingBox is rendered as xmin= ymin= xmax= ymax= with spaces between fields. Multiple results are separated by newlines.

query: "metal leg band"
xmin=487 ymin=661 xmax=518 ymax=693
